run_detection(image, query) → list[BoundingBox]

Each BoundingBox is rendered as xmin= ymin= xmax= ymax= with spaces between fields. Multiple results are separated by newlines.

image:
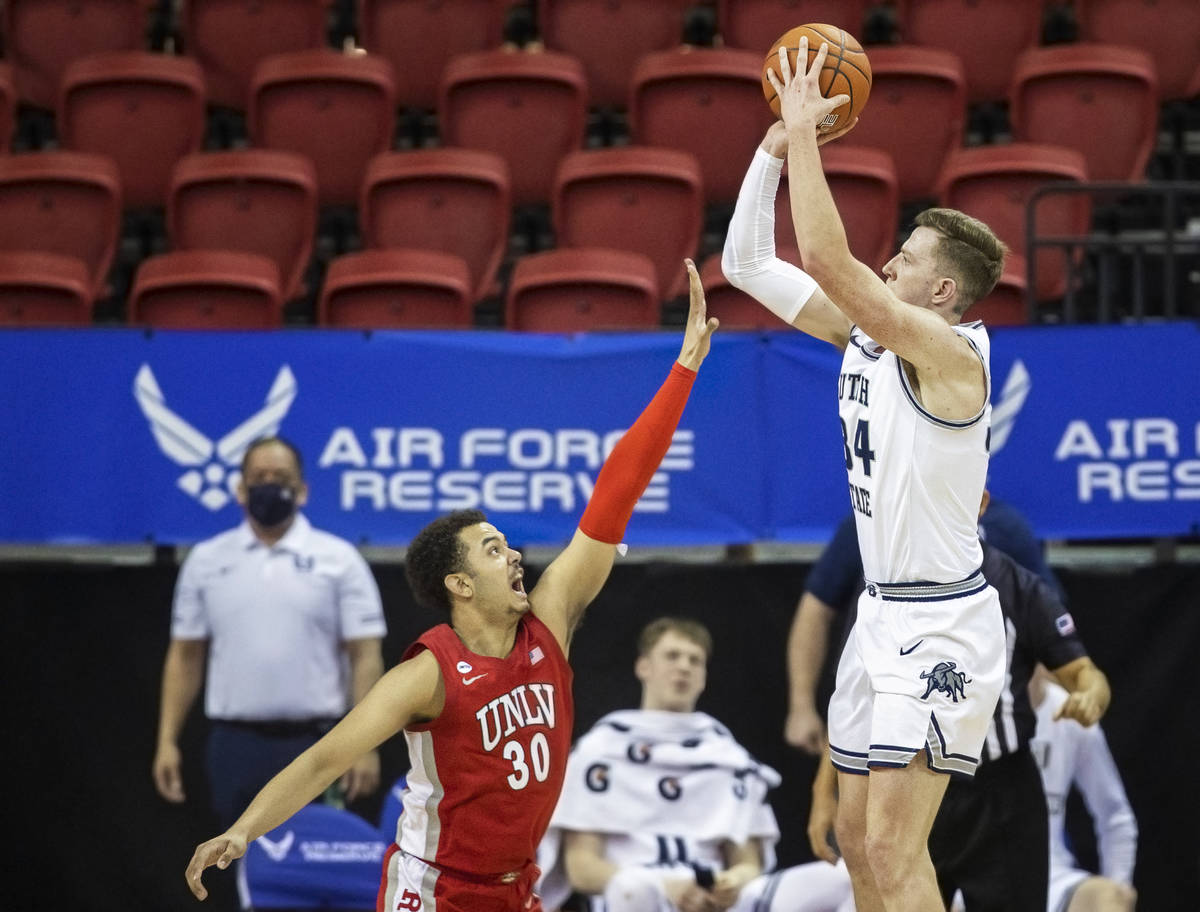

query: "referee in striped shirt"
xmin=793 ymin=491 xmax=1112 ymax=911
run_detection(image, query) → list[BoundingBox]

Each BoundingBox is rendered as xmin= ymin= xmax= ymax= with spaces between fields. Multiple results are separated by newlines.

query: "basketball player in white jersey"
xmin=730 ymin=41 xmax=1010 ymax=912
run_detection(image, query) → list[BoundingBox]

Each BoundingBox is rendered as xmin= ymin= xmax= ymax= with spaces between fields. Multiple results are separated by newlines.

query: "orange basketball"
xmin=762 ymin=23 xmax=872 ymax=132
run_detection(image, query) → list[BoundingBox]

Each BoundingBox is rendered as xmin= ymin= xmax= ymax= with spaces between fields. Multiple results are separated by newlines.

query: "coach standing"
xmin=152 ymin=436 xmax=387 ymax=828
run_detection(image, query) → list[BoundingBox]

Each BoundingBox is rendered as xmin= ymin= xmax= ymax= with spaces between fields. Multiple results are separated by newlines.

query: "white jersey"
xmin=1032 ymin=683 xmax=1138 ymax=884
xmin=838 ymin=322 xmax=992 ymax=585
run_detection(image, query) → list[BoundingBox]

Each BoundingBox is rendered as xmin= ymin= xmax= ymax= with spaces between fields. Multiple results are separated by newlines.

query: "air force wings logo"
xmin=990 ymin=359 xmax=1030 ymax=455
xmin=255 ymin=830 xmax=295 ymax=862
xmin=134 ymin=364 xmax=298 ymax=511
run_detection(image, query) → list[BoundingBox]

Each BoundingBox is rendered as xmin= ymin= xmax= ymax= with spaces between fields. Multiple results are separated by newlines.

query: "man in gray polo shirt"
xmin=152 ymin=436 xmax=387 ymax=828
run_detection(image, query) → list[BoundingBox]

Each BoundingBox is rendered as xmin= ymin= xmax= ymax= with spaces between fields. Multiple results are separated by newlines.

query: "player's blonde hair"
xmin=637 ymin=617 xmax=713 ymax=659
xmin=915 ymin=208 xmax=1009 ymax=314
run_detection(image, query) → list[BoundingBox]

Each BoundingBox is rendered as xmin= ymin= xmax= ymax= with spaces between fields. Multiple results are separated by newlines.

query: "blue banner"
xmin=2 ymin=324 xmax=1196 ymax=545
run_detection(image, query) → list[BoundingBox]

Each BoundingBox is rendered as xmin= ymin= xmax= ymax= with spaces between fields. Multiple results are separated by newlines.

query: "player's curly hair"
xmin=915 ymin=208 xmax=1009 ymax=314
xmin=405 ymin=510 xmax=488 ymax=615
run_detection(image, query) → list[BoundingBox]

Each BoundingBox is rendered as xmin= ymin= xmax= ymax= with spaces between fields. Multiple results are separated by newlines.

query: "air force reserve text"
xmin=319 ymin=427 xmax=695 ymax=513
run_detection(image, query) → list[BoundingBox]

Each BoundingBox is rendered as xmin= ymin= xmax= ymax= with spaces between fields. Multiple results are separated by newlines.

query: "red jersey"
xmin=394 ymin=612 xmax=574 ymax=874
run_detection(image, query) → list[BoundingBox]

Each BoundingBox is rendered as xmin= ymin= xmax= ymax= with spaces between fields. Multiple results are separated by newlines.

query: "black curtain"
xmin=5 ymin=559 xmax=1197 ymax=911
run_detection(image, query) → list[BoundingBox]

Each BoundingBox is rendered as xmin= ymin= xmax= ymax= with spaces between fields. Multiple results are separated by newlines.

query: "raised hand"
xmin=765 ymin=38 xmax=850 ymax=138
xmin=676 ymin=258 xmax=719 ymax=371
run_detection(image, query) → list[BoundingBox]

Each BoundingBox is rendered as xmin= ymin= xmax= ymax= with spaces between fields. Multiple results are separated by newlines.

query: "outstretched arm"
xmin=184 ymin=651 xmax=444 ymax=900
xmin=530 ymin=260 xmax=717 ymax=654
xmin=722 ymin=122 xmax=852 ymax=349
xmin=767 ymin=40 xmax=984 ymax=384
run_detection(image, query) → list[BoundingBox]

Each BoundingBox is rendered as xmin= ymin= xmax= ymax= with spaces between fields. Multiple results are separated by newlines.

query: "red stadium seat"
xmin=3 ymin=0 xmax=152 ymax=109
xmin=697 ymin=251 xmax=780 ymax=330
xmin=0 ymin=63 xmax=15 ymax=151
xmin=440 ymin=49 xmax=587 ymax=207
xmin=717 ymin=0 xmax=872 ymax=53
xmin=821 ymin=146 xmax=900 ymax=272
xmin=1076 ymin=0 xmax=1200 ymax=101
xmin=168 ymin=150 xmax=318 ymax=302
xmin=318 ymin=249 xmax=475 ymax=328
xmin=0 ymin=151 xmax=122 ymax=301
xmin=357 ymin=0 xmax=510 ymax=110
xmin=964 ymin=253 xmax=1028 ymax=326
xmin=837 ymin=45 xmax=967 ymax=203
xmin=360 ymin=148 xmax=510 ymax=302
xmin=937 ymin=142 xmax=1089 ymax=301
xmin=249 ymin=49 xmax=396 ymax=207
xmin=536 ymin=0 xmax=693 ymax=108
xmin=553 ymin=146 xmax=703 ymax=299
xmin=1010 ymin=44 xmax=1158 ymax=182
xmin=179 ymin=0 xmax=331 ymax=110
xmin=629 ymin=47 xmax=774 ymax=206
xmin=894 ymin=0 xmax=1045 ymax=105
xmin=129 ymin=250 xmax=284 ymax=328
xmin=0 ymin=252 xmax=93 ymax=325
xmin=58 ymin=52 xmax=206 ymax=209
xmin=505 ymin=248 xmax=660 ymax=331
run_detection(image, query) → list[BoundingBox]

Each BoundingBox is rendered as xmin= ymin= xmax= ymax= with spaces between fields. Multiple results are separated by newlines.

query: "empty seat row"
xmin=0 ymin=241 xmax=1034 ymax=330
xmin=4 ymin=1 xmax=1196 ymax=115
xmin=0 ymin=135 xmax=1108 ymax=321
xmin=1 ymin=0 xmax=510 ymax=111
xmin=5 ymin=41 xmax=1177 ymax=216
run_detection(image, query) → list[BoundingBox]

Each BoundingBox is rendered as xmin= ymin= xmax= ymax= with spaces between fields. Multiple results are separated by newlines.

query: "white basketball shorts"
xmin=827 ymin=570 xmax=1005 ymax=778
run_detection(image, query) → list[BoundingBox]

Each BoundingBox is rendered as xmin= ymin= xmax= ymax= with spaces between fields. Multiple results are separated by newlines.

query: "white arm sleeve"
xmin=1074 ymin=725 xmax=1138 ymax=885
xmin=722 ymin=147 xmax=819 ymax=325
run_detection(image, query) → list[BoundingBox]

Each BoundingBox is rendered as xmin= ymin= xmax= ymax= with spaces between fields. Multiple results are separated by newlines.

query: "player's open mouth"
xmin=511 ymin=573 xmax=525 ymax=595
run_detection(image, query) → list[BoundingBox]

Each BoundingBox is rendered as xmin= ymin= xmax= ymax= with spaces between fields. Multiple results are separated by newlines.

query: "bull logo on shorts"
xmin=920 ymin=661 xmax=971 ymax=702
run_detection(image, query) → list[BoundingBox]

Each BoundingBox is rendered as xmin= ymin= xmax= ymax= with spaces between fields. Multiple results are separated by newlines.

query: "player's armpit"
xmin=530 ymin=529 xmax=617 ymax=654
xmin=788 ymin=284 xmax=853 ymax=349
xmin=350 ymin=649 xmax=445 ymax=732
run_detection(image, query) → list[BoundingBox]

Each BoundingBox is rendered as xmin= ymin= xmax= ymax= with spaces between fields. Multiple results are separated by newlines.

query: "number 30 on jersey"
xmin=504 ymin=733 xmax=551 ymax=789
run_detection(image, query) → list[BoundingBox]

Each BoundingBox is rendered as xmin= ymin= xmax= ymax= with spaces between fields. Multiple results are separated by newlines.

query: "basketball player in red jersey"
xmin=184 ymin=260 xmax=719 ymax=912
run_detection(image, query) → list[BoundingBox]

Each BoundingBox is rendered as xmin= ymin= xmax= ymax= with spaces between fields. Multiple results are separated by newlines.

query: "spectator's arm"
xmin=562 ymin=830 xmax=618 ymax=894
xmin=808 ymin=751 xmax=840 ymax=864
xmin=152 ymin=638 xmax=207 ymax=803
xmin=712 ymin=838 xmax=764 ymax=908
xmin=340 ymin=637 xmax=386 ymax=800
xmin=345 ymin=637 xmax=385 ymax=706
xmin=785 ymin=592 xmax=835 ymax=753
xmin=1073 ymin=724 xmax=1138 ymax=884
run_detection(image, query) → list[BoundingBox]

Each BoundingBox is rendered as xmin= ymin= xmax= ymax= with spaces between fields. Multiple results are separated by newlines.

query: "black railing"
xmin=1026 ymin=181 xmax=1200 ymax=323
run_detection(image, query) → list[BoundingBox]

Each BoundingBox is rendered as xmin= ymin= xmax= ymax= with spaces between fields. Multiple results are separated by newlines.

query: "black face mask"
xmin=246 ymin=483 xmax=298 ymax=527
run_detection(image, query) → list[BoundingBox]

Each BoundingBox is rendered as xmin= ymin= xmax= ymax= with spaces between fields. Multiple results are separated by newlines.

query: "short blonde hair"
xmin=915 ymin=208 xmax=1009 ymax=313
xmin=637 ymin=617 xmax=713 ymax=659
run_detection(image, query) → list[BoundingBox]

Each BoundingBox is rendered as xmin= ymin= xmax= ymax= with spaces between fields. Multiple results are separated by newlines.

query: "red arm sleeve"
xmin=578 ymin=363 xmax=697 ymax=544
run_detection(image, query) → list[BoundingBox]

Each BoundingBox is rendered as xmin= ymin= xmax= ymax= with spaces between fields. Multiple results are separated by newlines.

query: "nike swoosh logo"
xmin=462 ymin=673 xmax=488 ymax=685
xmin=899 ymin=640 xmax=924 ymax=656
